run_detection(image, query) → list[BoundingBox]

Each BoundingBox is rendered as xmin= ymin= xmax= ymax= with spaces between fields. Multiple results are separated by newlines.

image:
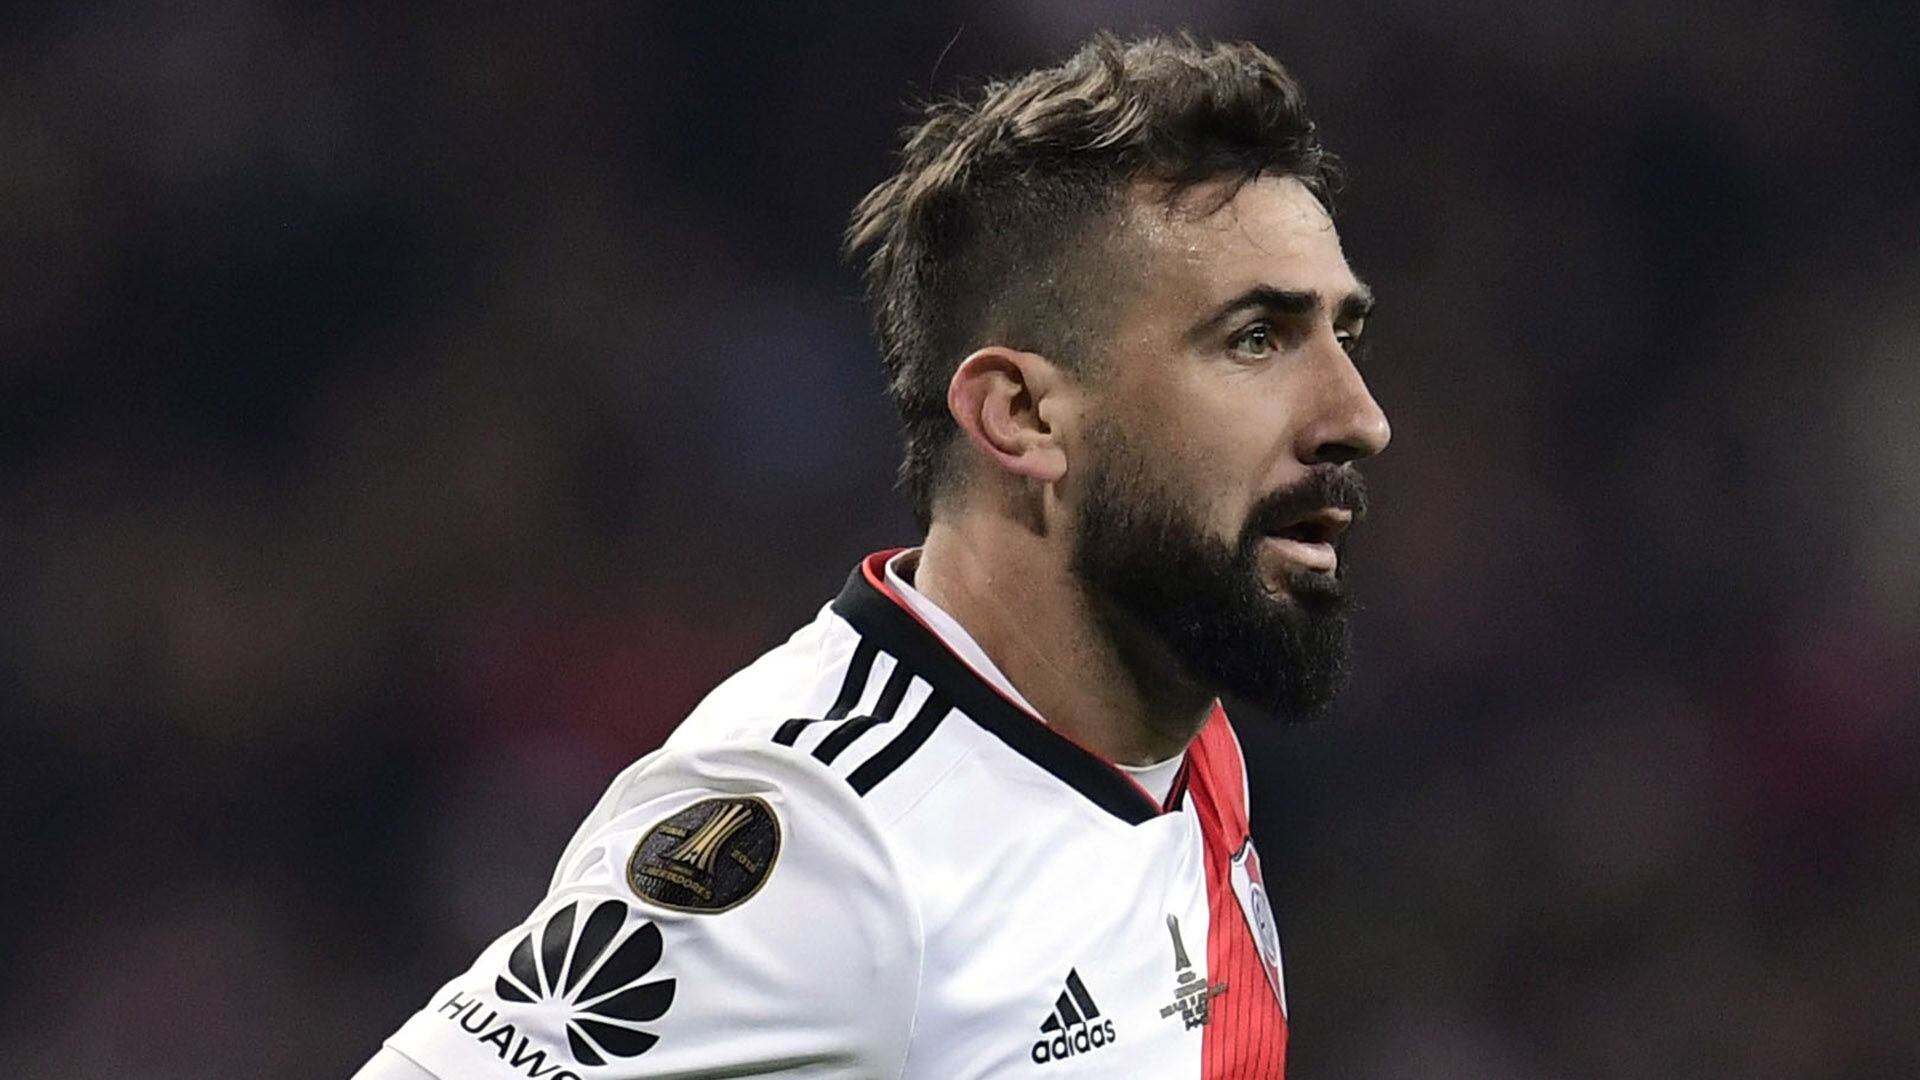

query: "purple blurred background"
xmin=3 ymin=3 xmax=1916 ymax=1077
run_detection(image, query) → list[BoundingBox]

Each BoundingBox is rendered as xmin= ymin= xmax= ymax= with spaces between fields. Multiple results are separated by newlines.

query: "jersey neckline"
xmin=832 ymin=550 xmax=1172 ymax=825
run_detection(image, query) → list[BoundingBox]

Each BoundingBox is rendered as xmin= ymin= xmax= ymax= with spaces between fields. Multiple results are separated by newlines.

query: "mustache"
xmin=1243 ymin=467 xmax=1370 ymax=539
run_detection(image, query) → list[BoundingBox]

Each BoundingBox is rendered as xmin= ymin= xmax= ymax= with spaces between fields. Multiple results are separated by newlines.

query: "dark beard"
xmin=1070 ymin=424 xmax=1368 ymax=722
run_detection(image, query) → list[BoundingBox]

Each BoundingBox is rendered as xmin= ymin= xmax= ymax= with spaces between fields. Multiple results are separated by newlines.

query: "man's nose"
xmin=1296 ymin=342 xmax=1391 ymax=466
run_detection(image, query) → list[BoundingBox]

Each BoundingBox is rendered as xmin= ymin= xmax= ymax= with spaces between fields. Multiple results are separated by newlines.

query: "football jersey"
xmin=376 ymin=550 xmax=1291 ymax=1078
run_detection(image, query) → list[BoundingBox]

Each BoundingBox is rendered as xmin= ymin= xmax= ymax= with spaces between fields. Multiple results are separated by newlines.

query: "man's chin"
xmin=1211 ymin=575 xmax=1352 ymax=718
xmin=1223 ymin=687 xmax=1343 ymax=727
xmin=1221 ymin=647 xmax=1351 ymax=723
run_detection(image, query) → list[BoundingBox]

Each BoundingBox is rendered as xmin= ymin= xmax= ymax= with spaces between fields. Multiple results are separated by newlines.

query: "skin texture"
xmin=914 ymin=175 xmax=1391 ymax=766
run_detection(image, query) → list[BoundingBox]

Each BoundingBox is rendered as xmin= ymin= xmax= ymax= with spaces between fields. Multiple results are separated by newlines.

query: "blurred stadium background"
xmin=2 ymin=2 xmax=1916 ymax=1077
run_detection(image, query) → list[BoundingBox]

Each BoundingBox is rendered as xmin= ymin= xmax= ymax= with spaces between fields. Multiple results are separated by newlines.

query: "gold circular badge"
xmin=626 ymin=796 xmax=781 ymax=914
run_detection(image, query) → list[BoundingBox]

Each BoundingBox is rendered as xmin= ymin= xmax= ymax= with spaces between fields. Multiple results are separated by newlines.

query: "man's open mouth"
xmin=1260 ymin=508 xmax=1351 ymax=574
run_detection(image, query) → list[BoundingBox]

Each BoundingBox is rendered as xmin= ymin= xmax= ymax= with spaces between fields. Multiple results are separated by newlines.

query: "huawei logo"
xmin=494 ymin=898 xmax=677 ymax=1066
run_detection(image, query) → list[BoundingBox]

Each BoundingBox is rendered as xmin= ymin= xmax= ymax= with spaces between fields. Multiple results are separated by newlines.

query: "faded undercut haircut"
xmin=846 ymin=32 xmax=1341 ymax=531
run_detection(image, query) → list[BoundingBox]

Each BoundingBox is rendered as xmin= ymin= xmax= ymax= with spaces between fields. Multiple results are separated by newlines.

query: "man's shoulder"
xmin=646 ymin=596 xmax=989 ymax=823
xmin=663 ymin=601 xmax=857 ymax=747
xmin=401 ymin=726 xmax=926 ymax=1079
xmin=563 ymin=592 xmax=979 ymax=858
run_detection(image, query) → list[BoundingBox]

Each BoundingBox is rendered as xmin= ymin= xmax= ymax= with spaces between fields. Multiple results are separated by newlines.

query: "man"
xmin=356 ymin=31 xmax=1388 ymax=1079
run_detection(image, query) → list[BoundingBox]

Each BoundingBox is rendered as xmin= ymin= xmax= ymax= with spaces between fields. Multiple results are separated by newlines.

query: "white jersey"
xmin=375 ymin=550 xmax=1291 ymax=1078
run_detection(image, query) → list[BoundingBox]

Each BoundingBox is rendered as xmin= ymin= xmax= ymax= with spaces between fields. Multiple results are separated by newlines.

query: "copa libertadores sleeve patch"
xmin=627 ymin=796 xmax=781 ymax=913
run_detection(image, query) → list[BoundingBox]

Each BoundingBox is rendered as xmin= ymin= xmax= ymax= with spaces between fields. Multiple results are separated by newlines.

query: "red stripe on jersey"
xmin=1189 ymin=706 xmax=1289 ymax=1077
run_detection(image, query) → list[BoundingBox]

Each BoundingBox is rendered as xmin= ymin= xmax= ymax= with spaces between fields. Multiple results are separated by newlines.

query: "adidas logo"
xmin=1029 ymin=968 xmax=1118 ymax=1064
xmin=436 ymin=898 xmax=676 ymax=1076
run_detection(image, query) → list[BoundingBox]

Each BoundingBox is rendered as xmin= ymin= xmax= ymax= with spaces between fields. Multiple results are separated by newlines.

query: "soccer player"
xmin=355 ymin=32 xmax=1389 ymax=1079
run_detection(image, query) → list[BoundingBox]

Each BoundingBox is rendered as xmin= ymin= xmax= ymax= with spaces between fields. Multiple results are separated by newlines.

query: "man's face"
xmin=1068 ymin=175 xmax=1390 ymax=720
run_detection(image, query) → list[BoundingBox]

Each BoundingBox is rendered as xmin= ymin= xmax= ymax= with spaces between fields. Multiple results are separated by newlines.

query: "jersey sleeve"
xmin=348 ymin=1047 xmax=436 ymax=1080
xmin=377 ymin=744 xmax=923 ymax=1079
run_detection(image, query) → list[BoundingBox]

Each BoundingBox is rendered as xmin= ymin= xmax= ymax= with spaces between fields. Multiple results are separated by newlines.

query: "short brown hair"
xmin=846 ymin=33 xmax=1340 ymax=531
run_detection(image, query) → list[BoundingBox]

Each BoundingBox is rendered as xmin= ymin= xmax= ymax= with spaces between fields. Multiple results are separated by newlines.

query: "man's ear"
xmin=946 ymin=346 xmax=1073 ymax=485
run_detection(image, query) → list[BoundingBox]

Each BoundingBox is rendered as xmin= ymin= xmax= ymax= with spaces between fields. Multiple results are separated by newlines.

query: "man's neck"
xmin=911 ymin=516 xmax=1213 ymax=767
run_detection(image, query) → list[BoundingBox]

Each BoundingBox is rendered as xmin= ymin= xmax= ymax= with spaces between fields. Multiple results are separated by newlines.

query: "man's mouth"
xmin=1259 ymin=508 xmax=1352 ymax=575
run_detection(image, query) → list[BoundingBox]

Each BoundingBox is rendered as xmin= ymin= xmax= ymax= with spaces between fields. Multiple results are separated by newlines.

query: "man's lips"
xmin=1259 ymin=508 xmax=1353 ymax=575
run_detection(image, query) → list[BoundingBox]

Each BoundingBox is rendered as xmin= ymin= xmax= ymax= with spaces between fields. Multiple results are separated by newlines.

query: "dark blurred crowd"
xmin=2 ymin=3 xmax=1915 ymax=1078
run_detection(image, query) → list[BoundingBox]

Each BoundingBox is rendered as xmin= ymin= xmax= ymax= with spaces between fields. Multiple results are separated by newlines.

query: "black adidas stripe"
xmin=847 ymin=691 xmax=950 ymax=795
xmin=773 ymin=639 xmax=879 ymax=746
xmin=812 ymin=661 xmax=916 ymax=763
xmin=1036 ymin=960 xmax=1098 ymax=1030
xmin=1065 ymin=968 xmax=1101 ymax=1019
xmin=869 ymin=661 xmax=913 ymax=721
xmin=1038 ymin=969 xmax=1103 ymax=1033
xmin=812 ymin=715 xmax=882 ymax=764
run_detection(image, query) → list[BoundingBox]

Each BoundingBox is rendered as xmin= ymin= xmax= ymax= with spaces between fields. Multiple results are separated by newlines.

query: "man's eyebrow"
xmin=1338 ymin=284 xmax=1375 ymax=323
xmin=1201 ymin=283 xmax=1376 ymax=331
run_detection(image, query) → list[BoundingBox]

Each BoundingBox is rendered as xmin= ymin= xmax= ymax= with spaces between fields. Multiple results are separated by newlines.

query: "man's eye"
xmin=1337 ymin=331 xmax=1357 ymax=354
xmin=1229 ymin=324 xmax=1275 ymax=358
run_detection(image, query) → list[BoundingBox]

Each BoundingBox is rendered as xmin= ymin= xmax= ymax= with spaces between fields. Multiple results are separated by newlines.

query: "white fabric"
xmin=349 ymin=1048 xmax=435 ymax=1080
xmin=385 ymin=741 xmax=920 ymax=1077
xmin=366 ymin=568 xmax=1272 ymax=1078
xmin=1115 ymin=753 xmax=1186 ymax=804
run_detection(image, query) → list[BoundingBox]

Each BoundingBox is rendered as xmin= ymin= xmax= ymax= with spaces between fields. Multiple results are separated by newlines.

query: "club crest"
xmin=1228 ymin=837 xmax=1287 ymax=1015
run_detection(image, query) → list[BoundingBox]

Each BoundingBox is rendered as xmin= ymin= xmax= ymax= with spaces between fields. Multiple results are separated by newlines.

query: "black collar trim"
xmin=831 ymin=552 xmax=1163 ymax=825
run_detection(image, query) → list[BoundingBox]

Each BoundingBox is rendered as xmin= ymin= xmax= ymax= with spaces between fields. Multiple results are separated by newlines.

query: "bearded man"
xmin=357 ymin=31 xmax=1389 ymax=1079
